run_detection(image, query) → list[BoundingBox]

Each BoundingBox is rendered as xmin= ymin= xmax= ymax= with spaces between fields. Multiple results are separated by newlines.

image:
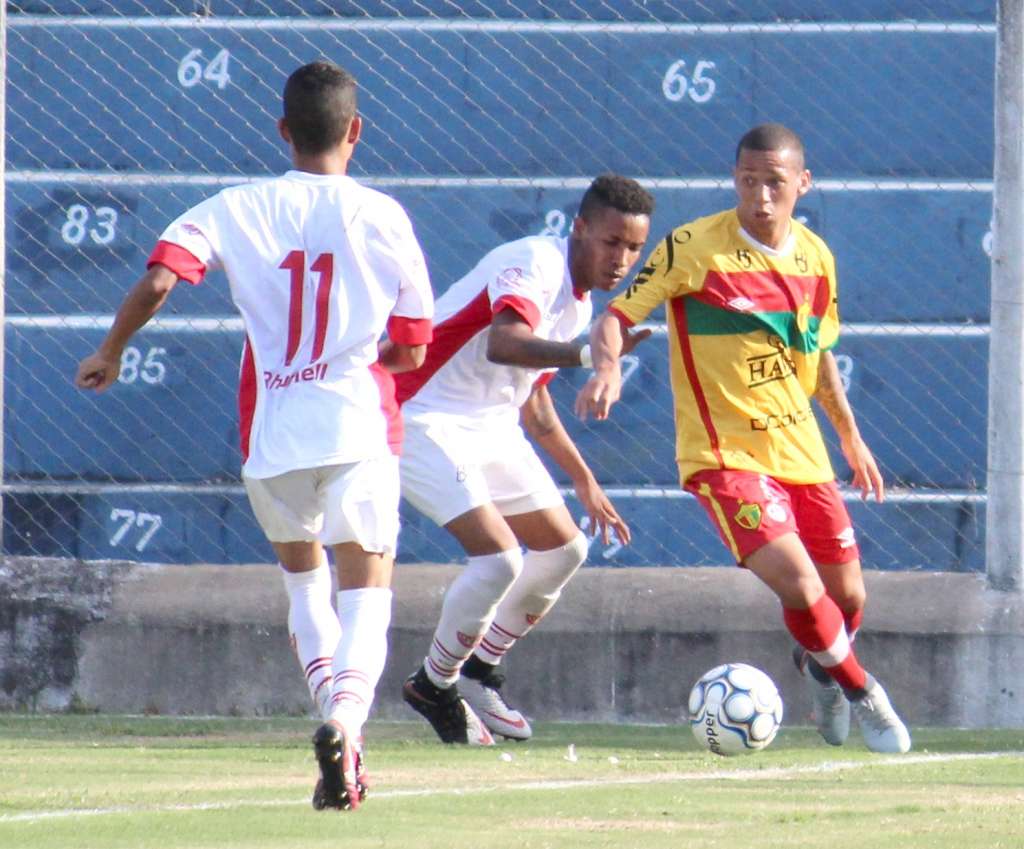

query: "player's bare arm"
xmin=574 ymin=311 xmax=630 ymax=421
xmin=377 ymin=340 xmax=427 ymax=373
xmin=487 ymin=308 xmax=591 ymax=369
xmin=815 ymin=350 xmax=885 ymax=503
xmin=521 ymin=383 xmax=630 ymax=545
xmin=75 ymin=264 xmax=180 ymax=392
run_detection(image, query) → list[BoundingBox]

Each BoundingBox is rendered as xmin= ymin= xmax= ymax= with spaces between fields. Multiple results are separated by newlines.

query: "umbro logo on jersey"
xmin=728 ymin=296 xmax=756 ymax=312
xmin=263 ymin=362 xmax=328 ymax=390
xmin=182 ymin=222 xmax=203 ymax=235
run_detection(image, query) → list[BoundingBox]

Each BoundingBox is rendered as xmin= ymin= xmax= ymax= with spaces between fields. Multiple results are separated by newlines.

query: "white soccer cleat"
xmin=459 ymin=670 xmax=533 ymax=742
xmin=462 ymin=700 xmax=498 ymax=747
xmin=850 ymin=676 xmax=911 ymax=754
xmin=794 ymin=648 xmax=850 ymax=746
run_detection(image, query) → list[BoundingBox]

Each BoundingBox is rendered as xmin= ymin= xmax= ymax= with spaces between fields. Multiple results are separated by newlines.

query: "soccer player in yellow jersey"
xmin=575 ymin=124 xmax=911 ymax=754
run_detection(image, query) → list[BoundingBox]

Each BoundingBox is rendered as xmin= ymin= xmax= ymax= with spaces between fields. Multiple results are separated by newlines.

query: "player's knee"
xmin=564 ymin=531 xmax=589 ymax=573
xmin=525 ymin=531 xmax=589 ymax=587
xmin=779 ymin=574 xmax=826 ymax=610
xmin=469 ymin=547 xmax=525 ymax=593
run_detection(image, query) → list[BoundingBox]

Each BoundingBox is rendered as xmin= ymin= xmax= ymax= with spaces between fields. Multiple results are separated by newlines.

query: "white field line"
xmin=0 ymin=750 xmax=1018 ymax=825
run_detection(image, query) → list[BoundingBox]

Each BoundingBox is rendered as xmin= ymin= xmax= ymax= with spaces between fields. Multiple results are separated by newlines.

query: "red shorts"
xmin=685 ymin=469 xmax=860 ymax=565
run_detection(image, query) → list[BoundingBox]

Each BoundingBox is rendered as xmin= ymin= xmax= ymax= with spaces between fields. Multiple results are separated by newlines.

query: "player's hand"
xmin=75 ymin=351 xmax=121 ymax=392
xmin=619 ymin=326 xmax=653 ymax=356
xmin=574 ymin=369 xmax=622 ymax=421
xmin=842 ymin=433 xmax=885 ymax=503
xmin=574 ymin=475 xmax=631 ymax=546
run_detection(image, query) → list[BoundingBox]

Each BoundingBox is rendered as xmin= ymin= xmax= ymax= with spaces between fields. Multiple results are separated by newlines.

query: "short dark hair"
xmin=282 ymin=61 xmax=358 ymax=156
xmin=578 ymin=173 xmax=655 ymax=221
xmin=735 ymin=123 xmax=805 ymax=167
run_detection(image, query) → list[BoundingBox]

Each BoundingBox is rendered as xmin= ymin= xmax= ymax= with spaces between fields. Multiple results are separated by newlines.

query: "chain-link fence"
xmin=3 ymin=1 xmax=995 ymax=570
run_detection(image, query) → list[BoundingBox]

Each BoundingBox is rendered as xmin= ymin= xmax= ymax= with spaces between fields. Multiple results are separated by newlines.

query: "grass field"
xmin=0 ymin=715 xmax=1021 ymax=849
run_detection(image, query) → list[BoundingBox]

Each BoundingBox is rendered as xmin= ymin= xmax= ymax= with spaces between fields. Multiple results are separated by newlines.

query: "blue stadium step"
xmin=3 ymin=318 xmax=986 ymax=488
xmin=2 ymin=484 xmax=268 ymax=563
xmin=5 ymin=180 xmax=993 ymax=323
xmin=5 ymin=182 xmax=237 ymax=315
xmin=7 ymin=20 xmax=993 ymax=178
xmin=546 ymin=327 xmax=986 ymax=490
xmin=7 ymin=3 xmax=996 ymax=22
xmin=569 ymin=488 xmax=983 ymax=572
xmin=2 ymin=483 xmax=982 ymax=571
xmin=5 ymin=319 xmax=242 ymax=481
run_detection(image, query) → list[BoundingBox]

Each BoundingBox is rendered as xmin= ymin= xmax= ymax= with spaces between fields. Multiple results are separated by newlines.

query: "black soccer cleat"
xmin=401 ymin=665 xmax=494 ymax=746
xmin=311 ymin=722 xmax=368 ymax=811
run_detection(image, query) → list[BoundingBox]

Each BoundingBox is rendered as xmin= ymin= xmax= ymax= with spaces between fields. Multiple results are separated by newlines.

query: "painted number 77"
xmin=109 ymin=508 xmax=163 ymax=552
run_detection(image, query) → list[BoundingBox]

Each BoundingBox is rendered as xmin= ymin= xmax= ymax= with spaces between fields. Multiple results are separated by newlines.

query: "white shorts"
xmin=400 ymin=415 xmax=563 ymax=527
xmin=244 ymin=455 xmax=400 ymax=554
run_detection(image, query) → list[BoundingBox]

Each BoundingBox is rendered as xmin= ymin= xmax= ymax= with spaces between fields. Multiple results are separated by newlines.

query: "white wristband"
xmin=578 ymin=343 xmax=593 ymax=368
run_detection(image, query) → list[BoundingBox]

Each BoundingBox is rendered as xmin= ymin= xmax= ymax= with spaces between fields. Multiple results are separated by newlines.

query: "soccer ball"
xmin=688 ymin=663 xmax=783 ymax=756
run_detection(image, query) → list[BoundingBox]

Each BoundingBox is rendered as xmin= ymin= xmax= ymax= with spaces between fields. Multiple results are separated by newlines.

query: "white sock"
xmin=425 ymin=548 xmax=523 ymax=687
xmin=281 ymin=562 xmax=340 ymax=719
xmin=328 ymin=587 xmax=393 ymax=736
xmin=477 ymin=533 xmax=587 ymax=664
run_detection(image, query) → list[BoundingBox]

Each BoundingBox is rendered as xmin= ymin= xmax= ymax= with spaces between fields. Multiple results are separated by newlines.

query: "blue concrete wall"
xmin=3 ymin=5 xmax=993 ymax=569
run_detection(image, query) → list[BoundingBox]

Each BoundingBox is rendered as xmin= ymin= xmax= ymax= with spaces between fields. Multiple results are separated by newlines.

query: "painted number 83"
xmin=61 ymin=204 xmax=118 ymax=246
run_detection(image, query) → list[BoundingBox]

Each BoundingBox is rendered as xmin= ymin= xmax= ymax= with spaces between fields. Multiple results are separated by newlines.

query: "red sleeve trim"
xmin=388 ymin=315 xmax=433 ymax=345
xmin=533 ymin=371 xmax=556 ymax=388
xmin=147 ymin=240 xmax=206 ymax=285
xmin=492 ymin=294 xmax=541 ymax=331
xmin=608 ymin=305 xmax=636 ymax=328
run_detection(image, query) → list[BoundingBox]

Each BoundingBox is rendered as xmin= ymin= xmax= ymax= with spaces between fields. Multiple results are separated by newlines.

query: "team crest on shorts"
xmin=734 ymin=501 xmax=762 ymax=531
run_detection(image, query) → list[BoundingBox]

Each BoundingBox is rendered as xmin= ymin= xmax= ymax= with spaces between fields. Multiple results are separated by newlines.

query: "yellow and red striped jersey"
xmin=609 ymin=208 xmax=840 ymax=485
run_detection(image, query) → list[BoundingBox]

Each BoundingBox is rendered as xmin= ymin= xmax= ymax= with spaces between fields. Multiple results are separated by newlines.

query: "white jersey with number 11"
xmin=149 ymin=170 xmax=434 ymax=479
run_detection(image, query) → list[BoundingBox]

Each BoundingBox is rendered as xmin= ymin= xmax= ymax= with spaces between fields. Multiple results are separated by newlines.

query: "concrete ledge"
xmin=3 ymin=558 xmax=1023 ymax=728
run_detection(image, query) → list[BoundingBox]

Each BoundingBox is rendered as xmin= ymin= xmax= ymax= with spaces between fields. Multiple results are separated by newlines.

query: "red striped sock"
xmin=783 ymin=593 xmax=867 ymax=691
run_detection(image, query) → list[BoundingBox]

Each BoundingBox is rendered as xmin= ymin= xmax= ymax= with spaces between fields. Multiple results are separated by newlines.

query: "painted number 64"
xmin=177 ymin=48 xmax=231 ymax=90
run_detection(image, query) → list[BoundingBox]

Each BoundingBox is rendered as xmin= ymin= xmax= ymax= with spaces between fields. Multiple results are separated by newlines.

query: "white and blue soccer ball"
xmin=688 ymin=663 xmax=784 ymax=756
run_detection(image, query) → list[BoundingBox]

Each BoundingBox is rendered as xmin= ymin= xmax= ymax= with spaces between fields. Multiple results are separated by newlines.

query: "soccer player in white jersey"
xmin=396 ymin=175 xmax=653 ymax=744
xmin=75 ymin=61 xmax=434 ymax=810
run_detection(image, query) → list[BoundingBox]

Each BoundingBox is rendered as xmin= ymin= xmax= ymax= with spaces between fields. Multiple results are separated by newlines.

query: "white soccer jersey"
xmin=149 ymin=170 xmax=434 ymax=479
xmin=394 ymin=235 xmax=590 ymax=429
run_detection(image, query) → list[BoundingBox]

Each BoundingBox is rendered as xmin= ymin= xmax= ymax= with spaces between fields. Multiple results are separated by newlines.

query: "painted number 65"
xmin=662 ymin=59 xmax=717 ymax=104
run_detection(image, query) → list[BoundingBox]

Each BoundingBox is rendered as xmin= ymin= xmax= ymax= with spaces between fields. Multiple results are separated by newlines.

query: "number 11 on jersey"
xmin=279 ymin=250 xmax=335 ymax=366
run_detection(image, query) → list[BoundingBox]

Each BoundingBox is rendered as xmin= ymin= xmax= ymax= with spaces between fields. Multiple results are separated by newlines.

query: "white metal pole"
xmin=987 ymin=0 xmax=1024 ymax=592
xmin=0 ymin=0 xmax=7 ymax=555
